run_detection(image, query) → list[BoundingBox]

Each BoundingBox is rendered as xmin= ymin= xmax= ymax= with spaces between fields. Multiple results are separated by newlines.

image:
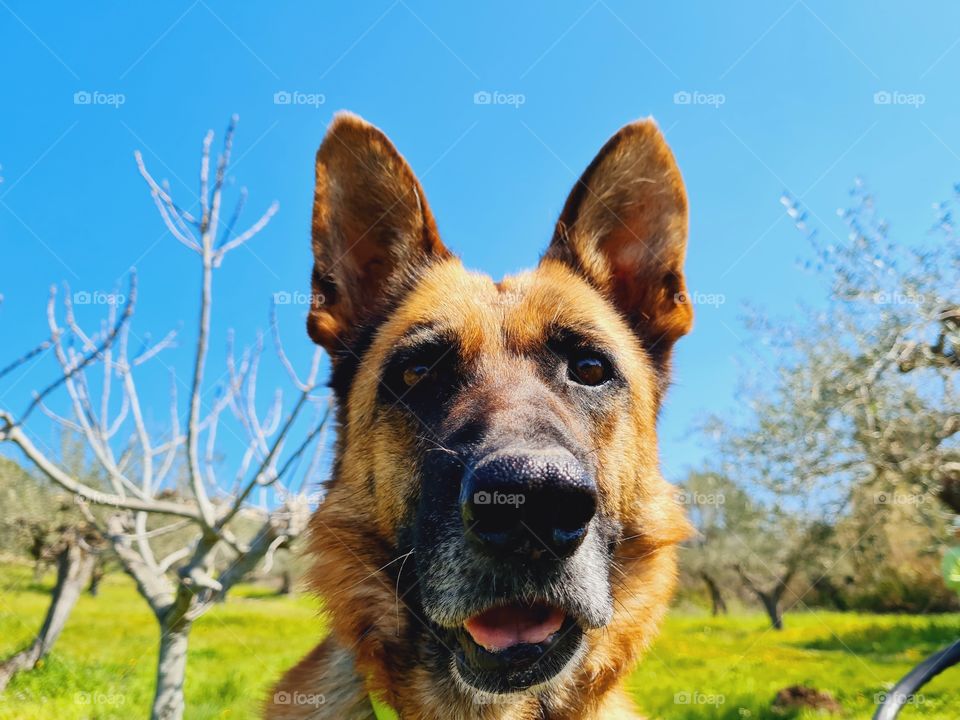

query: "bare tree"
xmin=0 ymin=118 xmax=329 ymax=720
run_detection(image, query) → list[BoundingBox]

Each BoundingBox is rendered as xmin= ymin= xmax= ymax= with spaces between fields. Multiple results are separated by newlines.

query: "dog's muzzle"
xmin=412 ymin=443 xmax=613 ymax=695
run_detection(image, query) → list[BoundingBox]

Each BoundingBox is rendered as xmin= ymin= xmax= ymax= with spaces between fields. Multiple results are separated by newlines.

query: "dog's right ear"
xmin=306 ymin=113 xmax=451 ymax=352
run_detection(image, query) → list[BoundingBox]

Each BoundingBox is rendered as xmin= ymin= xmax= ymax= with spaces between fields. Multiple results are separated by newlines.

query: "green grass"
xmin=631 ymin=612 xmax=960 ymax=719
xmin=1 ymin=562 xmax=958 ymax=718
xmin=0 ymin=562 xmax=323 ymax=719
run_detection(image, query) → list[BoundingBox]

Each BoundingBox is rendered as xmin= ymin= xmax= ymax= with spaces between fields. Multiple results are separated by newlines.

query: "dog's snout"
xmin=459 ymin=448 xmax=597 ymax=558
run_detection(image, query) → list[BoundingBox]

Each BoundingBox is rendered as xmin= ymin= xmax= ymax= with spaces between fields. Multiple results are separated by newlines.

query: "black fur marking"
xmin=323 ymin=261 xmax=456 ymax=408
xmin=327 ymin=319 xmax=382 ymax=406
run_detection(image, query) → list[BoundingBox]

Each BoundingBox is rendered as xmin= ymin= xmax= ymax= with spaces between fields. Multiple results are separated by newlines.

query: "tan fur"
xmin=265 ymin=113 xmax=693 ymax=720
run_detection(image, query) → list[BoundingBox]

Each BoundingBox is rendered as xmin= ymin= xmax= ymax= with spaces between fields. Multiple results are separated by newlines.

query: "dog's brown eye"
xmin=403 ymin=363 xmax=431 ymax=387
xmin=569 ymin=354 xmax=609 ymax=386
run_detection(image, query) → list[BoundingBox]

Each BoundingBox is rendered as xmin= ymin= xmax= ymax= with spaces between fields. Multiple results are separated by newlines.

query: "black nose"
xmin=459 ymin=448 xmax=597 ymax=558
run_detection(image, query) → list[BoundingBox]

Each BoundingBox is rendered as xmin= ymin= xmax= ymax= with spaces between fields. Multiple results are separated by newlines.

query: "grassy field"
xmin=0 ymin=562 xmax=958 ymax=719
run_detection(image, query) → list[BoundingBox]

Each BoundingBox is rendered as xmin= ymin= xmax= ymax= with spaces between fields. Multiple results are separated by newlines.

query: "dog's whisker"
xmin=395 ymin=548 xmax=415 ymax=635
xmin=323 ymin=548 xmax=415 ymax=600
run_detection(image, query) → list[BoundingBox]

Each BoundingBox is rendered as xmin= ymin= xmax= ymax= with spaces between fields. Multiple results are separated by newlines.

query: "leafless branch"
xmin=16 ymin=275 xmax=135 ymax=426
xmin=0 ymin=337 xmax=53 ymax=382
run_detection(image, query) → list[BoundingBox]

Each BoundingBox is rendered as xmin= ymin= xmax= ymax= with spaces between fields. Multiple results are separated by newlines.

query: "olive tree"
xmin=707 ymin=178 xmax=959 ymax=617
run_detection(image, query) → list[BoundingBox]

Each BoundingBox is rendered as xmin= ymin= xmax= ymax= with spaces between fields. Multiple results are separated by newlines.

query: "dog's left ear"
xmin=542 ymin=119 xmax=692 ymax=374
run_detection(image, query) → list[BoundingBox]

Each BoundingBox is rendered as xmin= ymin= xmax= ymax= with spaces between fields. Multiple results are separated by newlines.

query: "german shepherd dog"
xmin=266 ymin=112 xmax=694 ymax=719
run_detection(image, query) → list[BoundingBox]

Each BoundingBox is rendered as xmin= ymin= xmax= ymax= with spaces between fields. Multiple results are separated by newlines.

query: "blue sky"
xmin=1 ymin=1 xmax=959 ymax=485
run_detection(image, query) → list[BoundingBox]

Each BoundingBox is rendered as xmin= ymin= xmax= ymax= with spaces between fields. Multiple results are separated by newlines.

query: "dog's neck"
xmin=285 ymin=514 xmax=678 ymax=719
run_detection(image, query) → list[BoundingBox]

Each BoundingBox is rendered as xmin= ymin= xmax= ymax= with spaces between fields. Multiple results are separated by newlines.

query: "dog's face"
xmin=303 ymin=113 xmax=693 ymax=707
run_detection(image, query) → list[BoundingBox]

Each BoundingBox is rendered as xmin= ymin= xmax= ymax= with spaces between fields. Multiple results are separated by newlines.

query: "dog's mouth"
xmin=464 ymin=602 xmax=566 ymax=650
xmin=451 ymin=601 xmax=584 ymax=693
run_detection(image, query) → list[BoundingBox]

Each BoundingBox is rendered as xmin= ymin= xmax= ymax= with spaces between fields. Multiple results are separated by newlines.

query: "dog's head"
xmin=303 ymin=113 xmax=693 ymax=711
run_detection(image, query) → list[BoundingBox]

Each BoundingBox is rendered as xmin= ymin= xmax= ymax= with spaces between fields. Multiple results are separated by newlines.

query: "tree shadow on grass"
xmin=800 ymin=619 xmax=960 ymax=657
xmin=14 ymin=580 xmax=57 ymax=595
xmin=660 ymin=703 xmax=800 ymax=720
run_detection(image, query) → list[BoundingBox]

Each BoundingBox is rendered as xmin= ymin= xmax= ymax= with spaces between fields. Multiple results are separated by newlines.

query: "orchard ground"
xmin=0 ymin=562 xmax=957 ymax=719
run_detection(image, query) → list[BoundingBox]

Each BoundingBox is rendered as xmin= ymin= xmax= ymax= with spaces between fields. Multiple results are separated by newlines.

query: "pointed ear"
xmin=542 ymin=119 xmax=692 ymax=374
xmin=306 ymin=113 xmax=452 ymax=352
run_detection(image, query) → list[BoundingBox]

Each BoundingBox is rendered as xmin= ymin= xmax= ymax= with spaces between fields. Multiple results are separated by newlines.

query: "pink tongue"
xmin=463 ymin=604 xmax=565 ymax=651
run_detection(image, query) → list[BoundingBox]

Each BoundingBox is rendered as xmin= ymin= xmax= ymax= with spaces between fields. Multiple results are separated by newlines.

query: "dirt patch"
xmin=772 ymin=685 xmax=842 ymax=714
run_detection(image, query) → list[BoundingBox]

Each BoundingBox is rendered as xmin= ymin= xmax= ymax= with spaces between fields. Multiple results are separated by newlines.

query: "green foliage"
xmin=945 ymin=547 xmax=960 ymax=595
xmin=0 ymin=458 xmax=46 ymax=537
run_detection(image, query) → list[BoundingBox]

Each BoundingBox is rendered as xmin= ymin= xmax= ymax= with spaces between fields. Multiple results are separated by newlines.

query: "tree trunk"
xmin=735 ymin=564 xmax=787 ymax=630
xmin=150 ymin=620 xmax=192 ymax=720
xmin=88 ymin=559 xmax=105 ymax=596
xmin=32 ymin=560 xmax=47 ymax=583
xmin=700 ymin=571 xmax=728 ymax=616
xmin=813 ymin=576 xmax=848 ymax=611
xmin=0 ymin=538 xmax=95 ymax=690
xmin=760 ymin=592 xmax=784 ymax=630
